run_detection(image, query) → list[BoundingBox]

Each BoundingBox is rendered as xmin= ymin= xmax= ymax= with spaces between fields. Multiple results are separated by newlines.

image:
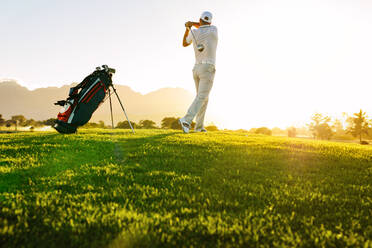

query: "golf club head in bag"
xmin=53 ymin=65 xmax=115 ymax=134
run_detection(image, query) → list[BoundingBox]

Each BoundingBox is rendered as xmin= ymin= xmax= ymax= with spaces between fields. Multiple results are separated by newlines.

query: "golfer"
xmin=179 ymin=11 xmax=218 ymax=133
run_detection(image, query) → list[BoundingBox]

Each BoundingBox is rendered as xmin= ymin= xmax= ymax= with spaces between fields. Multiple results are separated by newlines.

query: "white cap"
xmin=200 ymin=11 xmax=212 ymax=23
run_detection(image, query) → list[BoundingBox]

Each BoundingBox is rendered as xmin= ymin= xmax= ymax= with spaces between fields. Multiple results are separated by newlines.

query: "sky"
xmin=1 ymin=0 xmax=372 ymax=129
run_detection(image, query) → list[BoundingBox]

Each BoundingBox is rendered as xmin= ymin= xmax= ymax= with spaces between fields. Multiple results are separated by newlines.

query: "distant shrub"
xmin=255 ymin=127 xmax=272 ymax=136
xmin=43 ymin=118 xmax=57 ymax=126
xmin=249 ymin=128 xmax=257 ymax=133
xmin=272 ymin=127 xmax=287 ymax=136
xmin=308 ymin=113 xmax=333 ymax=140
xmin=205 ymin=125 xmax=218 ymax=131
xmin=83 ymin=121 xmax=106 ymax=129
xmin=332 ymin=134 xmax=354 ymax=141
xmin=161 ymin=117 xmax=178 ymax=129
xmin=138 ymin=120 xmax=157 ymax=129
xmin=116 ymin=121 xmax=137 ymax=129
xmin=287 ymin=127 xmax=296 ymax=137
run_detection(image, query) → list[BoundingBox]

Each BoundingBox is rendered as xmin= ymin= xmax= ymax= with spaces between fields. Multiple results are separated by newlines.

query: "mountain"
xmin=0 ymin=80 xmax=193 ymax=125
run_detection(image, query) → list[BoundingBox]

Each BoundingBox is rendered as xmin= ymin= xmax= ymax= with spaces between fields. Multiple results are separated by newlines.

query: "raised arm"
xmin=183 ymin=28 xmax=191 ymax=47
xmin=183 ymin=21 xmax=200 ymax=47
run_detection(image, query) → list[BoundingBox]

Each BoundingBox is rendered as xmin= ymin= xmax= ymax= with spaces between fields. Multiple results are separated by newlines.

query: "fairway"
xmin=0 ymin=130 xmax=371 ymax=247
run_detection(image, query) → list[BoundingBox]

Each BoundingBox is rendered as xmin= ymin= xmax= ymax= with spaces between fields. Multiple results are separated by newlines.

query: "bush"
xmin=116 ymin=121 xmax=137 ymax=129
xmin=255 ymin=127 xmax=272 ymax=136
xmin=138 ymin=120 xmax=157 ymax=129
xmin=287 ymin=127 xmax=296 ymax=137
xmin=205 ymin=125 xmax=218 ymax=131
xmin=161 ymin=117 xmax=178 ymax=129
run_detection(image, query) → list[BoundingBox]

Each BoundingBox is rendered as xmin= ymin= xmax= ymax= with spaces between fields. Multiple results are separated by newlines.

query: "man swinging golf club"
xmin=179 ymin=11 xmax=218 ymax=133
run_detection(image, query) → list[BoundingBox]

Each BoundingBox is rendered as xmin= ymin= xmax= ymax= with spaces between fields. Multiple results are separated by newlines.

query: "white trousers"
xmin=184 ymin=64 xmax=216 ymax=130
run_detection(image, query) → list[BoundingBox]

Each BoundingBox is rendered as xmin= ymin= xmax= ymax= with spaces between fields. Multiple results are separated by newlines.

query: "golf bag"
xmin=54 ymin=66 xmax=115 ymax=134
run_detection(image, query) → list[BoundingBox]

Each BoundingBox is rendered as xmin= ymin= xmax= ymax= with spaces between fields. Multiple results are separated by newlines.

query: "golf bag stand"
xmin=108 ymin=88 xmax=114 ymax=129
xmin=53 ymin=65 xmax=135 ymax=134
xmin=107 ymin=84 xmax=135 ymax=134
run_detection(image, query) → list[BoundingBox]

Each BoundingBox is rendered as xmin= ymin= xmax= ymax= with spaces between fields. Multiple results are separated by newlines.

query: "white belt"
xmin=196 ymin=60 xmax=215 ymax=66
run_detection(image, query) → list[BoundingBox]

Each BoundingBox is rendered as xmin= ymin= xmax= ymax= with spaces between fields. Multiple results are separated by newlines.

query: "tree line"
xmin=2 ymin=110 xmax=371 ymax=143
xmin=0 ymin=115 xmax=219 ymax=131
xmin=231 ymin=110 xmax=372 ymax=145
xmin=115 ymin=117 xmax=218 ymax=131
xmin=0 ymin=114 xmax=56 ymax=131
xmin=253 ymin=110 xmax=372 ymax=144
xmin=307 ymin=110 xmax=372 ymax=143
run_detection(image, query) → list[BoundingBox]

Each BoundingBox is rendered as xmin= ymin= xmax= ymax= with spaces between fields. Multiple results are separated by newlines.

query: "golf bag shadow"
xmin=54 ymin=66 xmax=116 ymax=134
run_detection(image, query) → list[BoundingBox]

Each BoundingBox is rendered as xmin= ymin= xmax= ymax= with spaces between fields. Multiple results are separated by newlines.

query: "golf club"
xmin=187 ymin=27 xmax=204 ymax=52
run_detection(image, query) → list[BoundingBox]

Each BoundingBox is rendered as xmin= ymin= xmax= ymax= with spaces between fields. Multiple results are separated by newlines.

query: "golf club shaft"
xmin=187 ymin=27 xmax=199 ymax=47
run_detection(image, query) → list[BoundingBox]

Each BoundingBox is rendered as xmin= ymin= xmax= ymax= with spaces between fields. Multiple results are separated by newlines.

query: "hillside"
xmin=0 ymin=80 xmax=193 ymax=124
xmin=0 ymin=130 xmax=371 ymax=247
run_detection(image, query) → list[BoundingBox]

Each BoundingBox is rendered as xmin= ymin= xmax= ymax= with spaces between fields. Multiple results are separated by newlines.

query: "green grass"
xmin=0 ymin=129 xmax=371 ymax=247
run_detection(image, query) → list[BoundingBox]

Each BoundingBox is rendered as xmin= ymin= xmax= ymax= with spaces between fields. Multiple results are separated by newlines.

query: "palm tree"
xmin=346 ymin=110 xmax=370 ymax=143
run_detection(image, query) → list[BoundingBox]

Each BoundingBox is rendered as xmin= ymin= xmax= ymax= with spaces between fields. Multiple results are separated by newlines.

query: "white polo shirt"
xmin=186 ymin=25 xmax=218 ymax=66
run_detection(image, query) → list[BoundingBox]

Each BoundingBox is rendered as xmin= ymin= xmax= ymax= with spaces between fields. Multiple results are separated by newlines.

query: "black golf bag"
xmin=54 ymin=65 xmax=116 ymax=134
